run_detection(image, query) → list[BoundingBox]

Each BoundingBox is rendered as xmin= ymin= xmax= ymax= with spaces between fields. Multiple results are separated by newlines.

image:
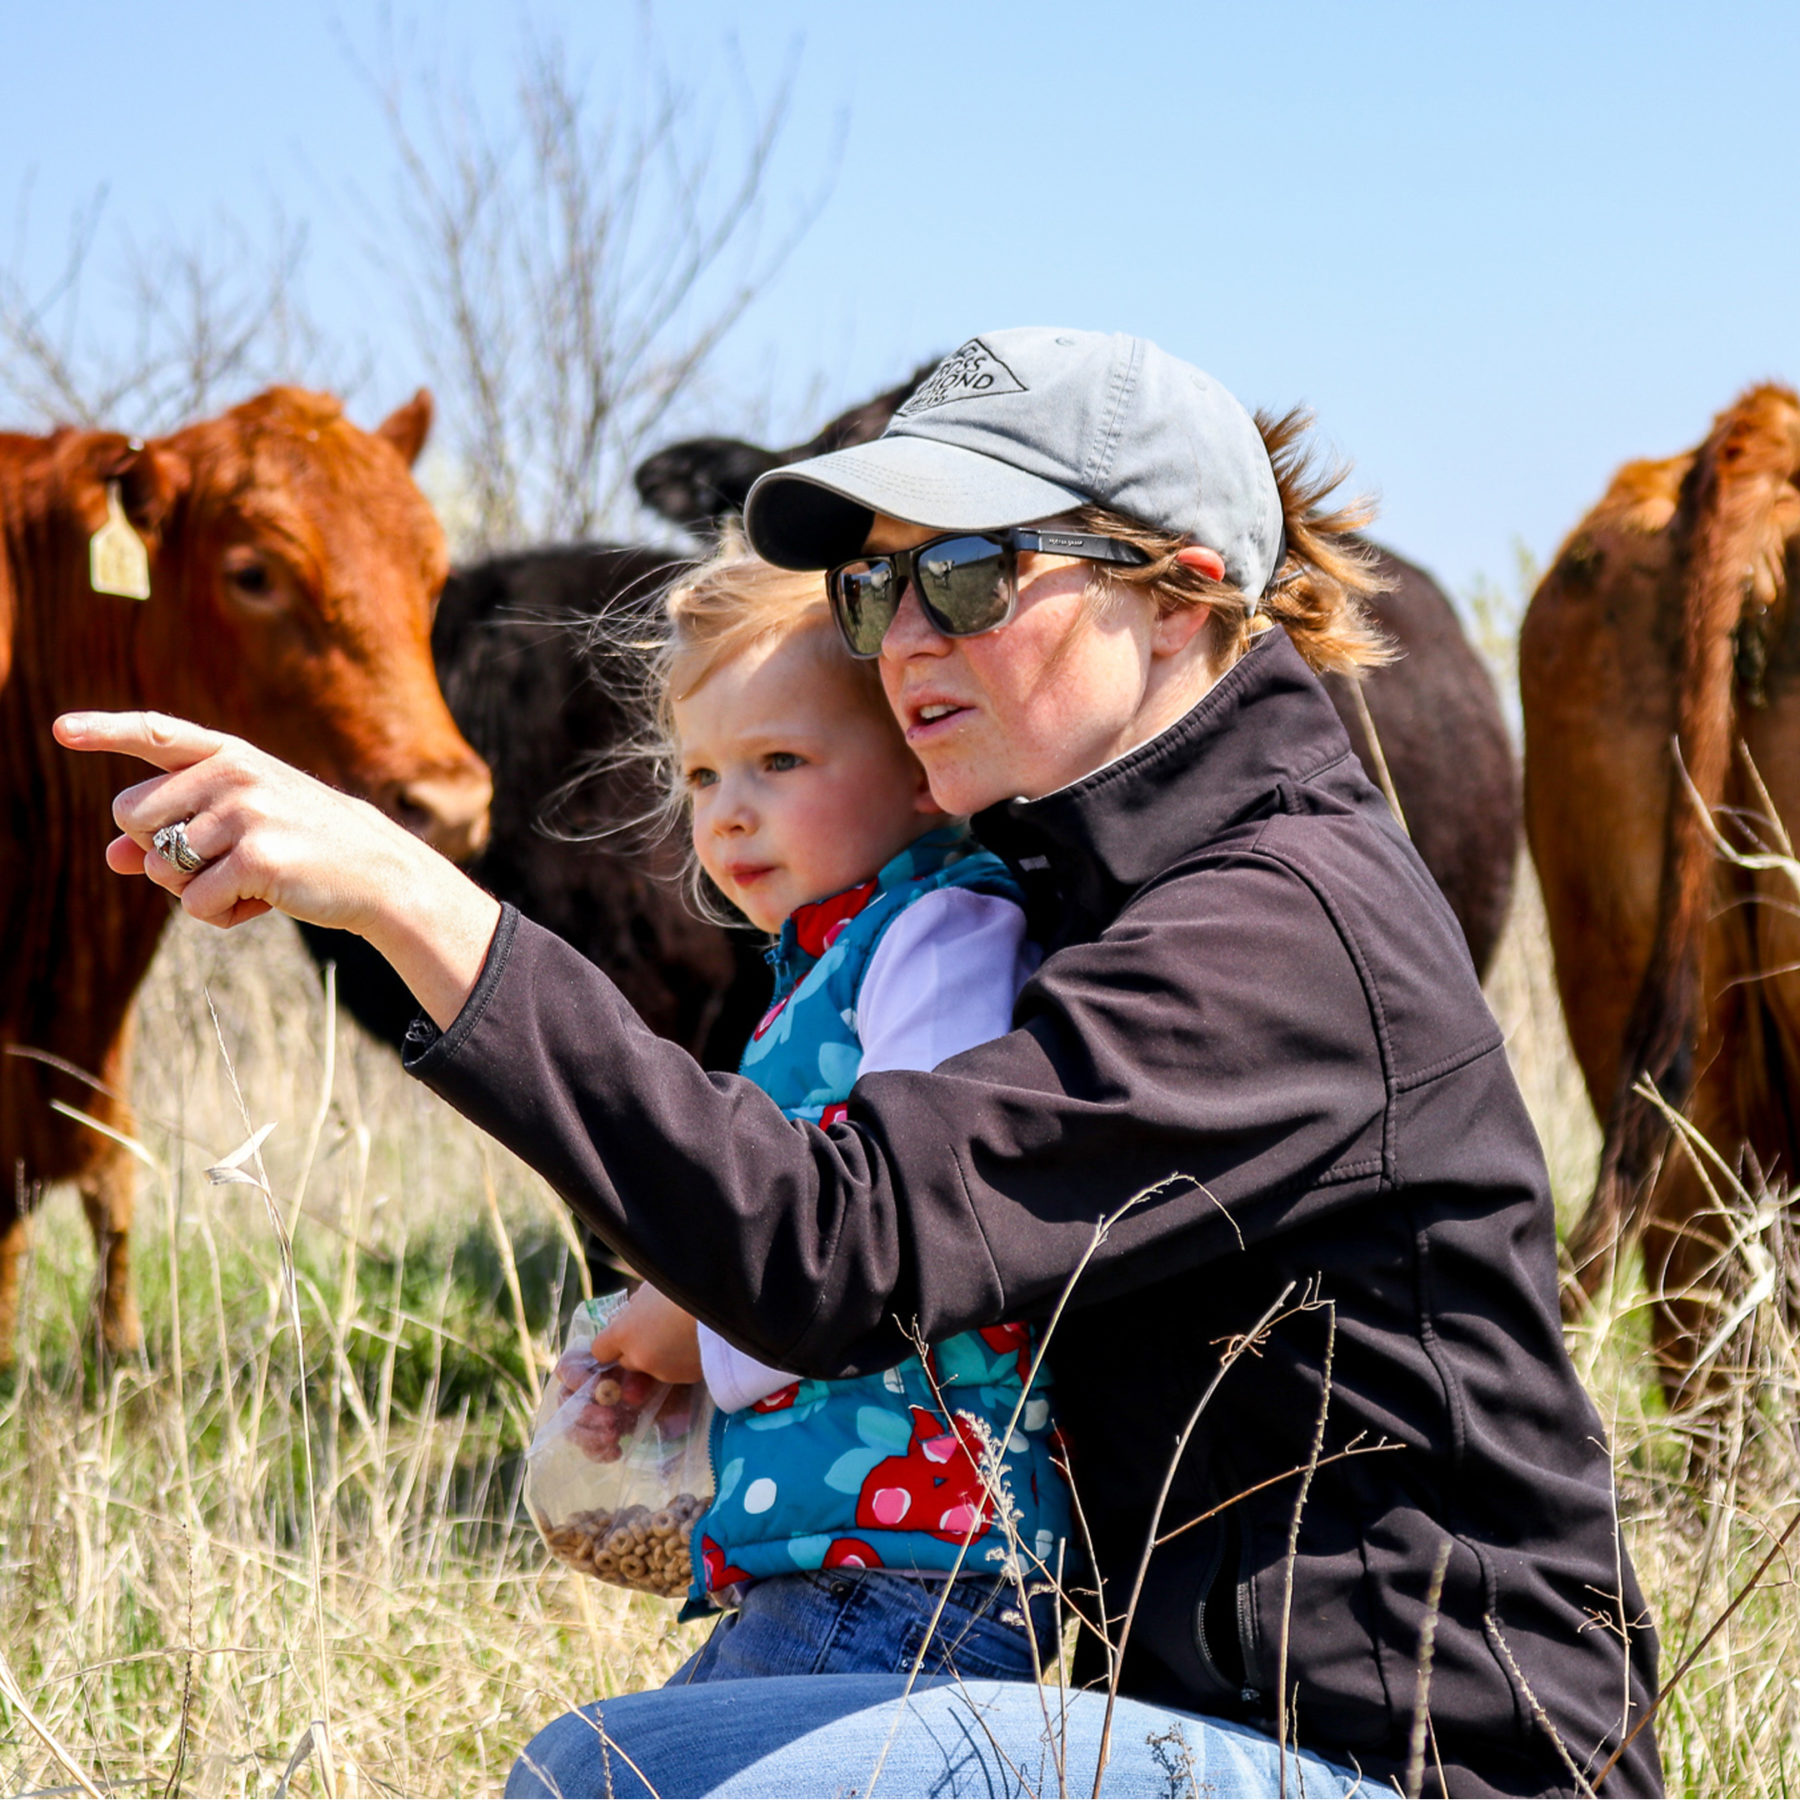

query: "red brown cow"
xmin=1522 ymin=383 xmax=1800 ymax=1399
xmin=1 ymin=386 xmax=492 ymax=1364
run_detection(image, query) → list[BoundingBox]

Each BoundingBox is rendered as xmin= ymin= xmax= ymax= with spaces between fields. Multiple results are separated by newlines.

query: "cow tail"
xmin=1565 ymin=388 xmax=1800 ymax=1309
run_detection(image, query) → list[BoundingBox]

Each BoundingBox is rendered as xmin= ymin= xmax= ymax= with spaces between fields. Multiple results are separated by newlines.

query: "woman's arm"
xmin=406 ymin=853 xmax=1408 ymax=1380
xmin=54 ymin=711 xmax=500 ymax=1026
xmin=55 ymin=709 xmax=1458 ymax=1383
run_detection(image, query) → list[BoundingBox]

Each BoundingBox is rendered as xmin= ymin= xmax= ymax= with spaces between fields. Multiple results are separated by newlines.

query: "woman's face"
xmin=869 ymin=517 xmax=1209 ymax=816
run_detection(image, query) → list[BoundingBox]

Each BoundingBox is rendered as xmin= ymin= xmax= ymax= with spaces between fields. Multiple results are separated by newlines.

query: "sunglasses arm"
xmin=1013 ymin=528 xmax=1149 ymax=567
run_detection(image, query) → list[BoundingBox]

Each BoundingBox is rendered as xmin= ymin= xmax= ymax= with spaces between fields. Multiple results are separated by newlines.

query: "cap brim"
xmin=743 ymin=436 xmax=1087 ymax=570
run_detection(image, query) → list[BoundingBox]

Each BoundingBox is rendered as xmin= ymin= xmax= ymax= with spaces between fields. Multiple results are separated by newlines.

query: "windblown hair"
xmin=655 ymin=531 xmax=883 ymax=737
xmin=1073 ymin=405 xmax=1393 ymax=677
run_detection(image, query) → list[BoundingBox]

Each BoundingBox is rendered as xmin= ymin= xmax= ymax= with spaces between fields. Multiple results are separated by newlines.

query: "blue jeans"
xmin=505 ymin=1674 xmax=1370 ymax=1797
xmin=670 ymin=1571 xmax=1061 ymax=1685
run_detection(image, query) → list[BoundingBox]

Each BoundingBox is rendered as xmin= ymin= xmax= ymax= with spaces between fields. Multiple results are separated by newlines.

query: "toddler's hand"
xmin=589 ymin=1284 xmax=704 ymax=1385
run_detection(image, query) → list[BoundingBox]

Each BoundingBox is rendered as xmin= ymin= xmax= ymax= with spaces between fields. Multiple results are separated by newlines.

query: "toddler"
xmin=591 ymin=546 xmax=1070 ymax=1685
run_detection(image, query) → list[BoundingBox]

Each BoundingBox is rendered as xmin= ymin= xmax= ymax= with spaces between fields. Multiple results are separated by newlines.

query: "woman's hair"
xmin=1073 ymin=405 xmax=1393 ymax=676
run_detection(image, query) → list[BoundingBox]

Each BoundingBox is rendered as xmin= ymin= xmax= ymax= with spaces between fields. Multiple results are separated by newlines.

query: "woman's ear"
xmin=1156 ymin=543 xmax=1225 ymax=662
xmin=1151 ymin=601 xmax=1212 ymax=661
xmin=1175 ymin=545 xmax=1226 ymax=581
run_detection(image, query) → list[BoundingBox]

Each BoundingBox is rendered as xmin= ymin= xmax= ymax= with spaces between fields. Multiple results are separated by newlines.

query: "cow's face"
xmin=91 ymin=388 xmax=491 ymax=861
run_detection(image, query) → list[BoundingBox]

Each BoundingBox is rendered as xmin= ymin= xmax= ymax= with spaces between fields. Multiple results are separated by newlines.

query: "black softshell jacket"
xmin=409 ymin=629 xmax=1661 ymax=1796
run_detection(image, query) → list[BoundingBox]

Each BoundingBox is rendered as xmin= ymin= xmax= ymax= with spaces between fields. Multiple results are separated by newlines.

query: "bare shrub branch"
xmin=0 ymin=180 xmax=355 ymax=434
xmin=356 ymin=22 xmax=826 ymax=552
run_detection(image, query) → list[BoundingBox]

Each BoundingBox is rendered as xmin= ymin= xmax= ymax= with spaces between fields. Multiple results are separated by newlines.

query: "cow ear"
xmin=376 ymin=389 xmax=433 ymax=467
xmin=96 ymin=437 xmax=189 ymax=546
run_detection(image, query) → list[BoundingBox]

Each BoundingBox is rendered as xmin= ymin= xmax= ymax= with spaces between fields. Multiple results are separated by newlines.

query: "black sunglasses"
xmin=825 ymin=527 xmax=1150 ymax=659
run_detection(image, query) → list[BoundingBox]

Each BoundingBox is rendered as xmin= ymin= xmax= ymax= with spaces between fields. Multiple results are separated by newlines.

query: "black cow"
xmin=633 ymin=363 xmax=937 ymax=531
xmin=313 ymin=388 xmax=1515 ymax=1100
xmin=1324 ymin=540 xmax=1517 ymax=976
xmin=634 ymin=388 xmax=1519 ymax=977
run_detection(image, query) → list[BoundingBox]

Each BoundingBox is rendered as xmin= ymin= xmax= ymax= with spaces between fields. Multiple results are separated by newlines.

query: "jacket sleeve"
xmin=405 ymin=851 xmax=1389 ymax=1378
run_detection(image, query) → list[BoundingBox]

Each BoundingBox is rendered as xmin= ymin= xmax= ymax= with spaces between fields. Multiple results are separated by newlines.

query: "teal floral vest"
xmin=690 ymin=826 xmax=1071 ymax=1602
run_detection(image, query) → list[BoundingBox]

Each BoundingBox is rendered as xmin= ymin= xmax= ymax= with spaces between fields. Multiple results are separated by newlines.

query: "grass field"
xmin=3 ymin=869 xmax=1799 ymax=1796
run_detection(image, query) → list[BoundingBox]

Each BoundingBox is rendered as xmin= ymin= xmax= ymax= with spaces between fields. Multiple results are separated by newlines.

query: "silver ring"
xmin=152 ymin=820 xmax=207 ymax=875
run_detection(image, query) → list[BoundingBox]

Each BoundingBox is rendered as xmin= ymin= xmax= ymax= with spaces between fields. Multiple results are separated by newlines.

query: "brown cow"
xmin=1521 ymin=383 xmax=1800 ymax=1400
xmin=1 ymin=386 xmax=492 ymax=1364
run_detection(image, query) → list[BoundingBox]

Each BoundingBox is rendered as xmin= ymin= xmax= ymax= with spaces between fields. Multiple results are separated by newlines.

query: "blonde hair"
xmin=655 ymin=535 xmax=884 ymax=737
xmin=1072 ymin=405 xmax=1393 ymax=677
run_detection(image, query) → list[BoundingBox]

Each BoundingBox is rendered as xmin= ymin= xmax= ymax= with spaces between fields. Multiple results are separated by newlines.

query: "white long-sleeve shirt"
xmin=696 ymin=886 xmax=1036 ymax=1412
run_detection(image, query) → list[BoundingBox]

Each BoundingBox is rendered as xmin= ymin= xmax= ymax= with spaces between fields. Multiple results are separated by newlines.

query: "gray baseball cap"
xmin=743 ymin=328 xmax=1285 ymax=597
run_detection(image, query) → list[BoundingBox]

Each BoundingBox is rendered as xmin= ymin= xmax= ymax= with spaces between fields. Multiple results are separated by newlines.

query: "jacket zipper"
xmin=1235 ymin=1573 xmax=1261 ymax=1707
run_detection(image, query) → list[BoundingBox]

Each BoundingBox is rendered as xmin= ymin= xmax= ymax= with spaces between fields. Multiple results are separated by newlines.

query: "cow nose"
xmin=381 ymin=764 xmax=494 ymax=863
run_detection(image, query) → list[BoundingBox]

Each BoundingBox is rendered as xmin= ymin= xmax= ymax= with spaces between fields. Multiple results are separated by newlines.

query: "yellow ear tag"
xmin=90 ymin=481 xmax=151 ymax=600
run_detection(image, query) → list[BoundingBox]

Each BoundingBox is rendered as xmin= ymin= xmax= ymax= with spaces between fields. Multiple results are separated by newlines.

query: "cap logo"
xmin=895 ymin=339 xmax=1026 ymax=416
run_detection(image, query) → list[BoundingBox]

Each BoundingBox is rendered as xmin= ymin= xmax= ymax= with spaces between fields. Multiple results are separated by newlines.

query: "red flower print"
xmin=822 ymin=1537 xmax=885 ymax=1570
xmin=792 ymin=879 xmax=879 ymax=959
xmin=854 ymin=1406 xmax=993 ymax=1543
xmin=700 ymin=1534 xmax=754 ymax=1591
xmin=752 ymin=994 xmax=790 ymax=1042
xmin=978 ymin=1321 xmax=1034 ymax=1383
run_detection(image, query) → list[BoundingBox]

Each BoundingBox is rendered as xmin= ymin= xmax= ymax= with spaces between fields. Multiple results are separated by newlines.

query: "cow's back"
xmin=1521 ymin=455 xmax=1691 ymax=1115
xmin=1523 ymin=386 xmax=1800 ymax=1385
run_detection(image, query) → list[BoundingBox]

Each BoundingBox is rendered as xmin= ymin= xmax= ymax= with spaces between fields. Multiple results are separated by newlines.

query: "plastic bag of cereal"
xmin=525 ymin=1291 xmax=714 ymax=1597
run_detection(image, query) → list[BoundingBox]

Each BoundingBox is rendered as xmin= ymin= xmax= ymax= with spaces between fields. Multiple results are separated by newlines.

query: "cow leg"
xmin=79 ymin=1148 xmax=140 ymax=1359
xmin=0 ymin=1211 xmax=28 ymax=1370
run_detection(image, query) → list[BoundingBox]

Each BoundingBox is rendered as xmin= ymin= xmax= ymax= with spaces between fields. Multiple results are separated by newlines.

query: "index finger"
xmin=55 ymin=710 xmax=228 ymax=773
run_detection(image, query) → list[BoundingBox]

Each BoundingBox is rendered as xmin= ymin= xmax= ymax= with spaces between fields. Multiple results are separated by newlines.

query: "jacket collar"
xmin=973 ymin=628 xmax=1357 ymax=943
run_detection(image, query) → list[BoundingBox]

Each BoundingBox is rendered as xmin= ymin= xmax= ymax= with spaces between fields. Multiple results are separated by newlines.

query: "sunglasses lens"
xmin=831 ymin=562 xmax=897 ymax=657
xmin=916 ymin=536 xmax=1011 ymax=637
xmin=830 ymin=535 xmax=1015 ymax=656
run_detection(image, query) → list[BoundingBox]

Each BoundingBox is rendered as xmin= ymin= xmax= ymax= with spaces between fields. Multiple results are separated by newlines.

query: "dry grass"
xmin=2 ymin=866 xmax=1799 ymax=1795
xmin=1 ymin=915 xmax=710 ymax=1797
xmin=1491 ymin=867 xmax=1800 ymax=1797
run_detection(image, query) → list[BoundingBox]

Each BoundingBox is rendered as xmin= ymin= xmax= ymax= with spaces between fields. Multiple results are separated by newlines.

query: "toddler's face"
xmin=675 ymin=624 xmax=941 ymax=933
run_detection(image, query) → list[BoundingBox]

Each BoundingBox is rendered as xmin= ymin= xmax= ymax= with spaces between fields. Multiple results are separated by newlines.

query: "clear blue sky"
xmin=4 ymin=1 xmax=1797 ymax=602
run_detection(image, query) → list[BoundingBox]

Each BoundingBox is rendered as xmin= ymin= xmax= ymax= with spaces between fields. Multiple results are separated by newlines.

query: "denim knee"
xmin=505 ymin=1701 xmax=655 ymax=1799
xmin=505 ymin=1675 xmax=1371 ymax=1798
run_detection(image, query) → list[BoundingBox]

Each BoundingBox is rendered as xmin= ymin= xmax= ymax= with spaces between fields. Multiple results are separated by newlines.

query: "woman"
xmin=60 ymin=329 xmax=1660 ymax=1797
